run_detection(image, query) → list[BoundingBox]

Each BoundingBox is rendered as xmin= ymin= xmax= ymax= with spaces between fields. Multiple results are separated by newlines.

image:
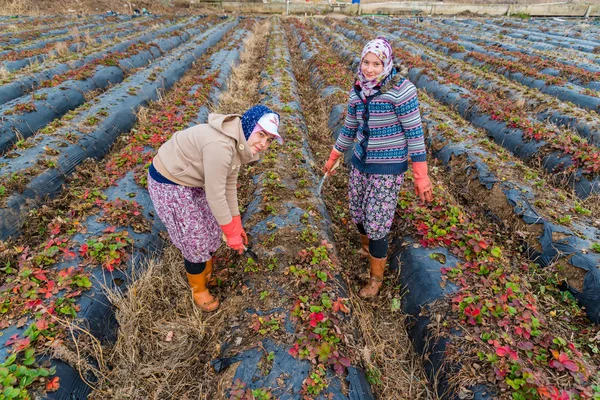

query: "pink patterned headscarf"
xmin=357 ymin=37 xmax=394 ymax=97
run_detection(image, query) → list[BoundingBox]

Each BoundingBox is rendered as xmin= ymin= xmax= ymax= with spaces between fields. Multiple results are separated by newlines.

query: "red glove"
xmin=232 ymin=215 xmax=248 ymax=245
xmin=413 ymin=161 xmax=433 ymax=203
xmin=221 ymin=217 xmax=245 ymax=254
xmin=323 ymin=148 xmax=343 ymax=175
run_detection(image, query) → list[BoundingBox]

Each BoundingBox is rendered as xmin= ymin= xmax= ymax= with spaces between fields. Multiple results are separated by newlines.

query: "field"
xmin=0 ymin=12 xmax=599 ymax=400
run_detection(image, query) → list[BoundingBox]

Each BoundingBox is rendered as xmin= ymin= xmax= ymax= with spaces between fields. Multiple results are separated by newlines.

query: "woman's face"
xmin=247 ymin=130 xmax=275 ymax=155
xmin=361 ymin=52 xmax=384 ymax=80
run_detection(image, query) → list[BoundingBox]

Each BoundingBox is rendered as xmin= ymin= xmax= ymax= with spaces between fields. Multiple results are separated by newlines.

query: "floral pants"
xmin=348 ymin=166 xmax=404 ymax=241
xmin=147 ymin=174 xmax=221 ymax=263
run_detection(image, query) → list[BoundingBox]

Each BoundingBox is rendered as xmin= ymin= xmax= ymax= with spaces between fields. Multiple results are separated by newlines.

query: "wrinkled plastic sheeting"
xmin=429 ymin=129 xmax=600 ymax=323
xmin=391 ymin=237 xmax=496 ymax=399
xmin=386 ymin=22 xmax=600 ymax=96
xmin=0 ymin=25 xmax=206 ymax=154
xmin=404 ymin=67 xmax=600 ymax=199
xmin=2 ymin=21 xmax=244 ymax=400
xmin=376 ymin=23 xmax=600 ymax=147
xmin=44 ymin=25 xmax=248 ymax=399
xmin=0 ymin=17 xmax=200 ymax=105
xmin=0 ymin=20 xmax=236 ymax=241
xmin=212 ymin=338 xmax=372 ymax=400
xmin=1 ymin=16 xmax=165 ymax=73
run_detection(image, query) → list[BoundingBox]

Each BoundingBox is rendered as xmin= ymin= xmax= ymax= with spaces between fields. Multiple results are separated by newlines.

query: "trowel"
xmin=222 ymin=233 xmax=259 ymax=262
xmin=316 ymin=158 xmax=341 ymax=196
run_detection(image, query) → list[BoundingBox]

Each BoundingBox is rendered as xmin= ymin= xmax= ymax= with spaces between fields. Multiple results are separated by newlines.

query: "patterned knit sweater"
xmin=334 ymin=67 xmax=427 ymax=175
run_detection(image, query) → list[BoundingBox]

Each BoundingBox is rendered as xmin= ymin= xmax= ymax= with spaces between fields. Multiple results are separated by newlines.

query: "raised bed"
xmin=439 ymin=19 xmax=600 ymax=67
xmin=0 ymin=19 xmax=236 ymax=241
xmin=0 ymin=16 xmax=215 ymax=155
xmin=0 ymin=15 xmax=172 ymax=73
xmin=379 ymin=21 xmax=600 ymax=112
xmin=0 ymin=15 xmax=192 ymax=105
xmin=366 ymin=18 xmax=600 ymax=146
xmin=0 ymin=15 xmax=104 ymax=46
xmin=419 ymin=98 xmax=600 ymax=323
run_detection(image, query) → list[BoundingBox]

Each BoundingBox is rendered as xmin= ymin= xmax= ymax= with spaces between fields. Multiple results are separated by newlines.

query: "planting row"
xmin=0 ymin=15 xmax=191 ymax=103
xmin=366 ymin=18 xmax=600 ymax=147
xmin=0 ymin=18 xmax=118 ymax=64
xmin=0 ymin=15 xmax=173 ymax=73
xmin=381 ymin=19 xmax=600 ymax=111
xmin=0 ymin=17 xmax=247 ymax=399
xmin=429 ymin=19 xmax=600 ymax=82
xmin=0 ymin=16 xmax=231 ymax=241
xmin=0 ymin=16 xmax=67 ymax=35
xmin=0 ymin=15 xmax=106 ymax=46
xmin=459 ymin=19 xmax=600 ymax=56
xmin=211 ymin=19 xmax=374 ymax=399
xmin=482 ymin=18 xmax=600 ymax=47
xmin=0 ymin=15 xmax=215 ymax=155
xmin=307 ymin=17 xmax=599 ymax=399
xmin=328 ymin=19 xmax=600 ymax=199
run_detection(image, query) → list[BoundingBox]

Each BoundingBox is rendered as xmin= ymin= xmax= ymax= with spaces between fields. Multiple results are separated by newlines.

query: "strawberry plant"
xmin=78 ymin=227 xmax=133 ymax=271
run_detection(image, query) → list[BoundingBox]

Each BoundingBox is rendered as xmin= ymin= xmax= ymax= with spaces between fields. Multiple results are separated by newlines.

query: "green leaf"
xmin=3 ymin=387 xmax=21 ymax=399
xmin=4 ymin=353 xmax=17 ymax=366
xmin=390 ymin=298 xmax=401 ymax=312
xmin=490 ymin=247 xmax=501 ymax=258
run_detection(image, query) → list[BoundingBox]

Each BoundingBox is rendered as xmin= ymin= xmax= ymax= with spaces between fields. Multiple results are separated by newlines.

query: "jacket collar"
xmin=208 ymin=113 xmax=257 ymax=164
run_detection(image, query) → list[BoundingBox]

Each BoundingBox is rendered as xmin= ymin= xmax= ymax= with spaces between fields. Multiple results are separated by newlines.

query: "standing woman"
xmin=148 ymin=105 xmax=283 ymax=312
xmin=323 ymin=37 xmax=433 ymax=298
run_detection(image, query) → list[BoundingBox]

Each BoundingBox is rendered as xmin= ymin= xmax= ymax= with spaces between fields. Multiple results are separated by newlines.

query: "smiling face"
xmin=361 ymin=52 xmax=384 ymax=80
xmin=247 ymin=130 xmax=276 ymax=155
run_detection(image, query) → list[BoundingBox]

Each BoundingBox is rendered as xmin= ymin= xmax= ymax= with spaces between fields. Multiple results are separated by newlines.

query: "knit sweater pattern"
xmin=334 ymin=70 xmax=427 ymax=175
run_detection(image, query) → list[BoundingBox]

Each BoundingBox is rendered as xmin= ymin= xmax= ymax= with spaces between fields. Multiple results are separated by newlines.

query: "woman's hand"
xmin=220 ymin=217 xmax=245 ymax=254
xmin=232 ymin=215 xmax=248 ymax=245
xmin=412 ymin=162 xmax=433 ymax=203
xmin=323 ymin=148 xmax=343 ymax=175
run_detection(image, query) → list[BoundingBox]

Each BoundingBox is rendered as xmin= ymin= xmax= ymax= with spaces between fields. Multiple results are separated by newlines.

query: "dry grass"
xmin=214 ymin=22 xmax=268 ymax=115
xmin=0 ymin=66 xmax=10 ymax=81
xmin=54 ymin=41 xmax=71 ymax=58
xmin=0 ymin=0 xmax=39 ymax=15
xmin=69 ymin=26 xmax=81 ymax=42
xmin=136 ymin=106 xmax=150 ymax=126
xmin=85 ymin=247 xmax=224 ymax=399
xmin=83 ymin=30 xmax=95 ymax=46
xmin=0 ymin=0 xmax=174 ymax=15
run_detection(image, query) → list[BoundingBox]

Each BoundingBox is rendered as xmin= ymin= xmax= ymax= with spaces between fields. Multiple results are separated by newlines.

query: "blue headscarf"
xmin=241 ymin=105 xmax=279 ymax=140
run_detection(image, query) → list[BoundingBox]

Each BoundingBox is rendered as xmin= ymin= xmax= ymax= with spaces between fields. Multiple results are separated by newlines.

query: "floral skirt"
xmin=147 ymin=174 xmax=221 ymax=263
xmin=348 ymin=166 xmax=404 ymax=241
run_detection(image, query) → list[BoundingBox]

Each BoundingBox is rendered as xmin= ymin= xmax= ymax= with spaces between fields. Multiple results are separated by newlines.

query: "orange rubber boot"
xmin=205 ymin=258 xmax=217 ymax=288
xmin=186 ymin=270 xmax=219 ymax=312
xmin=359 ymin=255 xmax=387 ymax=298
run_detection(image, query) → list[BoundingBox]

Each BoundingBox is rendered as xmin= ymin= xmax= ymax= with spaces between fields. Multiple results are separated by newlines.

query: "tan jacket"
xmin=153 ymin=113 xmax=259 ymax=225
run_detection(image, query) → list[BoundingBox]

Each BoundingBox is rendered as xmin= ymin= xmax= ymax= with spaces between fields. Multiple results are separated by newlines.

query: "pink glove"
xmin=221 ymin=217 xmax=245 ymax=254
xmin=232 ymin=215 xmax=248 ymax=245
xmin=413 ymin=161 xmax=433 ymax=203
xmin=323 ymin=148 xmax=343 ymax=175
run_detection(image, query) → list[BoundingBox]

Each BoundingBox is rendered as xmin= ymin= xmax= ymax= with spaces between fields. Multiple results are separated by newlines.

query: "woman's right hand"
xmin=323 ymin=148 xmax=343 ymax=175
xmin=220 ymin=217 xmax=245 ymax=254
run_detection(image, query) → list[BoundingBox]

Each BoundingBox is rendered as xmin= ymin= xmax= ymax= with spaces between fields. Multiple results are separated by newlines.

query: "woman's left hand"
xmin=412 ymin=162 xmax=434 ymax=203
